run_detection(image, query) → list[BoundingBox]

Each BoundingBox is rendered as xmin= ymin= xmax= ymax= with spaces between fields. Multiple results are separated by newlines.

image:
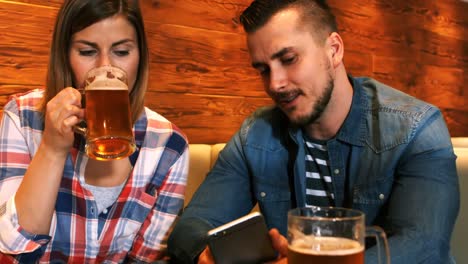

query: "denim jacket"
xmin=168 ymin=77 xmax=460 ymax=264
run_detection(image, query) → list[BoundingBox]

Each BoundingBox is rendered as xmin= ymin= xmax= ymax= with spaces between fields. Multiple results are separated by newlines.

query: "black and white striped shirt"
xmin=303 ymin=137 xmax=335 ymax=207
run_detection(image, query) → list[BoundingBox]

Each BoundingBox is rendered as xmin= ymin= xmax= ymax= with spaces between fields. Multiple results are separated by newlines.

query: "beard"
xmin=268 ymin=56 xmax=335 ymax=127
xmin=291 ymin=72 xmax=334 ymax=127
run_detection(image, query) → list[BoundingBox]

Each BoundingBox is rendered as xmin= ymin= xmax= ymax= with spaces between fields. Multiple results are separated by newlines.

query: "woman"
xmin=0 ymin=0 xmax=188 ymax=262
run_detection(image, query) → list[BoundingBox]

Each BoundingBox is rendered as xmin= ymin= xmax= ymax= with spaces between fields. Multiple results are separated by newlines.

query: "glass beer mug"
xmin=288 ymin=207 xmax=390 ymax=264
xmin=74 ymin=65 xmax=136 ymax=161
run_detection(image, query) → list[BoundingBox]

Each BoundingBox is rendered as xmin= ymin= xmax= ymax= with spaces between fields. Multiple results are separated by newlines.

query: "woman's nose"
xmin=97 ymin=53 xmax=112 ymax=67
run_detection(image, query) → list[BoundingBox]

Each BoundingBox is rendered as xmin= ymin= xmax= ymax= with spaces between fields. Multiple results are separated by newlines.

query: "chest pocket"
xmin=254 ymin=180 xmax=291 ymax=233
xmin=109 ymin=187 xmax=157 ymax=252
xmin=351 ymin=177 xmax=392 ymax=224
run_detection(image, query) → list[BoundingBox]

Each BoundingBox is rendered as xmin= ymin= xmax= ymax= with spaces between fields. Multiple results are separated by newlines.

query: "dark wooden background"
xmin=0 ymin=0 xmax=467 ymax=143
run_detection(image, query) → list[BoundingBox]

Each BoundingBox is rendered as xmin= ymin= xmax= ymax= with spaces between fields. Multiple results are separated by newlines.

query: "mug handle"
xmin=73 ymin=88 xmax=87 ymax=135
xmin=73 ymin=120 xmax=87 ymax=135
xmin=366 ymin=226 xmax=391 ymax=264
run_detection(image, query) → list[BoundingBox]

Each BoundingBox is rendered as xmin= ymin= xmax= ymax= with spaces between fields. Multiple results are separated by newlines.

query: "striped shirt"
xmin=304 ymin=137 xmax=335 ymax=207
xmin=0 ymin=89 xmax=189 ymax=263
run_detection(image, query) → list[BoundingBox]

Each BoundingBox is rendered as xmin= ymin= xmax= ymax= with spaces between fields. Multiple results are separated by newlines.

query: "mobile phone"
xmin=207 ymin=212 xmax=277 ymax=264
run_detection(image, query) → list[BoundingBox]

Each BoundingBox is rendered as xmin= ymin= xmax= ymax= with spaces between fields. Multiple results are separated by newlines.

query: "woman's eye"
xmin=114 ymin=50 xmax=130 ymax=57
xmin=79 ymin=50 xmax=96 ymax=56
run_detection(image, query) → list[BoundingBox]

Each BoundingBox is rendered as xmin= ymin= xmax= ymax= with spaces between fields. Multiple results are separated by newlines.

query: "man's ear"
xmin=327 ymin=32 xmax=344 ymax=68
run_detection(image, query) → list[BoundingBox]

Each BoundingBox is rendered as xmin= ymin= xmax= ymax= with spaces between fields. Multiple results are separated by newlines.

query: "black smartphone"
xmin=207 ymin=212 xmax=277 ymax=264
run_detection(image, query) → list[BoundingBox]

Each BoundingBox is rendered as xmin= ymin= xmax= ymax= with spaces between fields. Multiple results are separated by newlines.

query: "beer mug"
xmin=287 ymin=207 xmax=390 ymax=264
xmin=74 ymin=65 xmax=136 ymax=161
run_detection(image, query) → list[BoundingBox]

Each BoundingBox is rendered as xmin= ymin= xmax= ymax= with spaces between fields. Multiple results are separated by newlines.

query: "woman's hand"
xmin=42 ymin=87 xmax=84 ymax=154
xmin=15 ymin=87 xmax=84 ymax=234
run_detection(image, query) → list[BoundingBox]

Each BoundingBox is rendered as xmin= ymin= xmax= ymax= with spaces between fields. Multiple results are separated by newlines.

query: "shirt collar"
xmin=334 ymin=75 xmax=367 ymax=146
xmin=129 ymin=108 xmax=148 ymax=166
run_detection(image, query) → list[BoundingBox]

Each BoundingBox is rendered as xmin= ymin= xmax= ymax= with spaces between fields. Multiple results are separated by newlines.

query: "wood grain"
xmin=145 ymin=92 xmax=272 ymax=142
xmin=146 ymin=22 xmax=264 ymax=98
xmin=140 ymin=0 xmax=251 ymax=33
xmin=0 ymin=0 xmax=467 ymax=143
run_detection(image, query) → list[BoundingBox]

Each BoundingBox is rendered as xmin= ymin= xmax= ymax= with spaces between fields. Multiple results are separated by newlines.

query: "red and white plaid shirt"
xmin=0 ymin=89 xmax=189 ymax=263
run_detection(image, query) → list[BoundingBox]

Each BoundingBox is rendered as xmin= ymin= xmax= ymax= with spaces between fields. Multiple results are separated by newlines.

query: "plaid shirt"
xmin=0 ymin=89 xmax=189 ymax=263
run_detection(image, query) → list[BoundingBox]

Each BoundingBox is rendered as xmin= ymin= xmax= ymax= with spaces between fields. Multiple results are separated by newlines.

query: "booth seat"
xmin=186 ymin=138 xmax=468 ymax=263
xmin=186 ymin=143 xmax=226 ymax=207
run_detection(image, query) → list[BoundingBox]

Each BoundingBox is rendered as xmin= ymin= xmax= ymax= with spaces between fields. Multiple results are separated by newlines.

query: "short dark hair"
xmin=239 ymin=0 xmax=338 ymax=44
xmin=43 ymin=0 xmax=149 ymax=123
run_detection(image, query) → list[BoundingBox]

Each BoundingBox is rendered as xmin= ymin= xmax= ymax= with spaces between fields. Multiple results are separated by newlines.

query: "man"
xmin=168 ymin=0 xmax=460 ymax=263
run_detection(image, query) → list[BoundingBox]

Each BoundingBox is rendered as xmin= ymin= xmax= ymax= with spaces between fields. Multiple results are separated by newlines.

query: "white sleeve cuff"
xmin=0 ymin=194 xmax=47 ymax=254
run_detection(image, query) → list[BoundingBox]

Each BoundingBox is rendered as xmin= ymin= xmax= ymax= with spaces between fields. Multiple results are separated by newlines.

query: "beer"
xmin=82 ymin=67 xmax=135 ymax=160
xmin=288 ymin=236 xmax=364 ymax=264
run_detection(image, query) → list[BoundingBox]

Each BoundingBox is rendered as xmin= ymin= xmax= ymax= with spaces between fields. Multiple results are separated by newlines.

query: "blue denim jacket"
xmin=168 ymin=77 xmax=460 ymax=264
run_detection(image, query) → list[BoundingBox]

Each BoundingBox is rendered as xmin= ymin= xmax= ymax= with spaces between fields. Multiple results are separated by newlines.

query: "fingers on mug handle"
xmin=76 ymin=87 xmax=86 ymax=106
xmin=72 ymin=87 xmax=86 ymax=135
xmin=73 ymin=120 xmax=87 ymax=135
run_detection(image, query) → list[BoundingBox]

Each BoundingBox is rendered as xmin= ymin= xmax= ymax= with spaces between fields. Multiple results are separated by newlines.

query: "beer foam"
xmin=289 ymin=236 xmax=364 ymax=256
xmin=86 ymin=77 xmax=127 ymax=90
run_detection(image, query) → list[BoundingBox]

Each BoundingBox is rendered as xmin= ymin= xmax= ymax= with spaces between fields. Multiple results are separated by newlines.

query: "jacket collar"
xmin=334 ymin=76 xmax=367 ymax=146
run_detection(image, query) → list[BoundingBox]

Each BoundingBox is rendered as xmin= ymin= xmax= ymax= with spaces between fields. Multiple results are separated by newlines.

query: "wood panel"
xmin=145 ymin=92 xmax=272 ymax=143
xmin=0 ymin=1 xmax=56 ymax=86
xmin=0 ymin=0 xmax=467 ymax=143
xmin=140 ymin=0 xmax=251 ymax=33
xmin=146 ymin=22 xmax=263 ymax=97
xmin=328 ymin=0 xmax=468 ymax=137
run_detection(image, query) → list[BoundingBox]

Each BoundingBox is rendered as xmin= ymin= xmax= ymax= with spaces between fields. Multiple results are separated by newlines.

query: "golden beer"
xmin=288 ymin=236 xmax=364 ymax=264
xmin=82 ymin=66 xmax=135 ymax=160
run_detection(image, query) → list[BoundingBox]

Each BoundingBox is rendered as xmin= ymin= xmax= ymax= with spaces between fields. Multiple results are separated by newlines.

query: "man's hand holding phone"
xmin=200 ymin=212 xmax=288 ymax=264
xmin=198 ymin=228 xmax=287 ymax=264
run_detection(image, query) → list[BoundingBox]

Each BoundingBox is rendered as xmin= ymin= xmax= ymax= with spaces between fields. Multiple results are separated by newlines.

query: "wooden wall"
xmin=0 ymin=0 xmax=466 ymax=143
